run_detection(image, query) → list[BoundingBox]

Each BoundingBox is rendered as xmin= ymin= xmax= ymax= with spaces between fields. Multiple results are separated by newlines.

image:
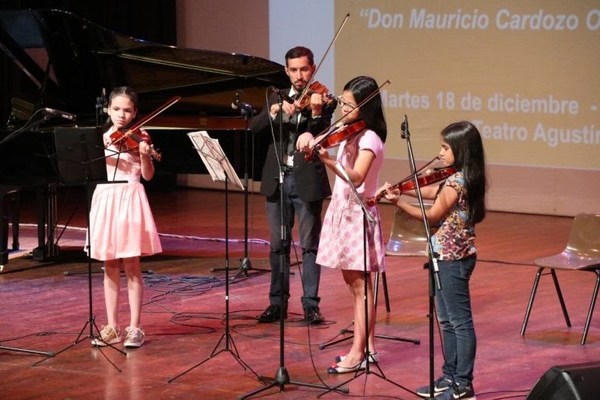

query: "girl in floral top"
xmin=380 ymin=120 xmax=486 ymax=400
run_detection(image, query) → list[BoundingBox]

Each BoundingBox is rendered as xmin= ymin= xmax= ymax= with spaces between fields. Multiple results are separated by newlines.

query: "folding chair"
xmin=520 ymin=213 xmax=600 ymax=345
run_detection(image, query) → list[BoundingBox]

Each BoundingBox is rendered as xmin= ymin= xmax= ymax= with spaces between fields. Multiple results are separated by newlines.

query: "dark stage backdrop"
xmin=0 ymin=0 xmax=176 ymax=124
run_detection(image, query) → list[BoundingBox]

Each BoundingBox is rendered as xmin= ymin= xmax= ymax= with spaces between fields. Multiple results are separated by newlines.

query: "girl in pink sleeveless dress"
xmin=304 ymin=76 xmax=387 ymax=374
xmin=89 ymin=87 xmax=162 ymax=348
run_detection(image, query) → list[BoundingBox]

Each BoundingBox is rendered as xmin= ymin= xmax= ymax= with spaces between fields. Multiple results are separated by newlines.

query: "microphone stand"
xmin=212 ymin=93 xmax=269 ymax=278
xmin=401 ymin=115 xmax=441 ymax=399
xmin=238 ymin=105 xmax=256 ymax=277
xmin=241 ymin=91 xmax=339 ymax=399
xmin=318 ymin=162 xmax=413 ymax=398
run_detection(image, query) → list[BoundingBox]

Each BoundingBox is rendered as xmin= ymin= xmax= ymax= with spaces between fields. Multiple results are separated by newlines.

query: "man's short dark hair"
xmin=285 ymin=46 xmax=314 ymax=66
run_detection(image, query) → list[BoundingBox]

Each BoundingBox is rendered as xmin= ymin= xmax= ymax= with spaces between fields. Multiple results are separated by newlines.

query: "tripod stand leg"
xmin=233 ymin=256 xmax=270 ymax=279
xmin=168 ymin=333 xmax=226 ymax=383
xmin=317 ymin=362 xmax=416 ymax=399
xmin=319 ymin=322 xmax=354 ymax=350
xmin=33 ymin=315 xmax=125 ymax=368
xmin=36 ymin=318 xmax=91 ymax=363
xmin=319 ymin=271 xmax=421 ymax=350
xmin=168 ymin=330 xmax=259 ymax=383
xmin=0 ymin=345 xmax=53 ymax=357
xmin=380 ymin=271 xmax=391 ymax=312
xmin=240 ymin=367 xmax=348 ymax=399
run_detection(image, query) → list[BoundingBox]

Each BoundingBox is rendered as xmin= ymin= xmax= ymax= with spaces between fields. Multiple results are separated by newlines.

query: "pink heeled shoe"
xmin=327 ymin=361 xmax=364 ymax=374
xmin=335 ymin=351 xmax=379 ymax=364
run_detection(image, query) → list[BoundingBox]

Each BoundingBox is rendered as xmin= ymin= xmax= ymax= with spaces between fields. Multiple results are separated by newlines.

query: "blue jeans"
xmin=435 ymin=255 xmax=477 ymax=387
xmin=265 ymin=173 xmax=323 ymax=310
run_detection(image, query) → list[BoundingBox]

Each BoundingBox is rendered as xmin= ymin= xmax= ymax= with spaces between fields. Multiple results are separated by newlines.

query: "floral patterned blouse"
xmin=431 ymin=171 xmax=476 ymax=260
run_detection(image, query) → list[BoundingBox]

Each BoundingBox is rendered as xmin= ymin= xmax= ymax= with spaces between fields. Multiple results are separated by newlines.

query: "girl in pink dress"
xmin=89 ymin=86 xmax=162 ymax=348
xmin=303 ymin=76 xmax=387 ymax=373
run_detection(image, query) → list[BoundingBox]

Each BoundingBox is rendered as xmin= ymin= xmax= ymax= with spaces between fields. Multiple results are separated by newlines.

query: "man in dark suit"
xmin=250 ymin=46 xmax=336 ymax=324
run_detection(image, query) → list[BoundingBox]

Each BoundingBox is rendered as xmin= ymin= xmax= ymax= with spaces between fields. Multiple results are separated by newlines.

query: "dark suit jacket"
xmin=251 ymin=89 xmax=335 ymax=202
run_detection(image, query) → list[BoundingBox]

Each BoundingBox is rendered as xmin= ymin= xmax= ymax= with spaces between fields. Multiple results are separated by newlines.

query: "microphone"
xmin=271 ymin=88 xmax=295 ymax=104
xmin=231 ymin=90 xmax=240 ymax=109
xmin=231 ymin=90 xmax=256 ymax=114
xmin=43 ymin=107 xmax=77 ymax=121
xmin=401 ymin=114 xmax=409 ymax=138
xmin=100 ymin=87 xmax=108 ymax=114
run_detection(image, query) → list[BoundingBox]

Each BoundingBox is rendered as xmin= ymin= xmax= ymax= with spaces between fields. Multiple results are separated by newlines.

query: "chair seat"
xmin=535 ymin=250 xmax=600 ymax=271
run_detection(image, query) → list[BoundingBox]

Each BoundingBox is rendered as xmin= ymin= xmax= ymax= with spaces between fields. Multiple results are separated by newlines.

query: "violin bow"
xmin=297 ymin=13 xmax=350 ymax=105
xmin=127 ymin=96 xmax=181 ymax=134
xmin=109 ymin=96 xmax=181 ymax=147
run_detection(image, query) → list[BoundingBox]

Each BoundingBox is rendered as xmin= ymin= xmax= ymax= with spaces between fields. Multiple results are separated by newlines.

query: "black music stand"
xmin=34 ymin=127 xmax=126 ymax=369
xmin=318 ymin=162 xmax=415 ymax=398
xmin=168 ymin=131 xmax=258 ymax=383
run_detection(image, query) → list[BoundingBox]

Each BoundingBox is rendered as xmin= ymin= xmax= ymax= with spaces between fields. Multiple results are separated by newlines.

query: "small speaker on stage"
xmin=526 ymin=361 xmax=600 ymax=400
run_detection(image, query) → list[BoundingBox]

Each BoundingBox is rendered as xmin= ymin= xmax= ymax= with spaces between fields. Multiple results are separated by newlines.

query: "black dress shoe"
xmin=304 ymin=306 xmax=323 ymax=325
xmin=257 ymin=305 xmax=287 ymax=323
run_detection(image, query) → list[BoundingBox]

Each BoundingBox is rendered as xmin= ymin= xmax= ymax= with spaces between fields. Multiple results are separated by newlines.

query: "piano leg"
xmin=32 ymin=183 xmax=60 ymax=261
xmin=0 ymin=186 xmax=20 ymax=271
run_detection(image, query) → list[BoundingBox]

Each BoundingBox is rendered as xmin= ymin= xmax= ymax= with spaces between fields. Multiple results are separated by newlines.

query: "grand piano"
xmin=0 ymin=8 xmax=288 ymax=263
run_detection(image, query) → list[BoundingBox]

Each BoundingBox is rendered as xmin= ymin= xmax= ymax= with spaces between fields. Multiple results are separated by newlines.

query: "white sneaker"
xmin=124 ymin=326 xmax=145 ymax=348
xmin=91 ymin=325 xmax=120 ymax=347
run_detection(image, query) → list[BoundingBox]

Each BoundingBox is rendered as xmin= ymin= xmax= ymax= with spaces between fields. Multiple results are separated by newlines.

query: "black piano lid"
xmin=0 ymin=8 xmax=288 ymax=125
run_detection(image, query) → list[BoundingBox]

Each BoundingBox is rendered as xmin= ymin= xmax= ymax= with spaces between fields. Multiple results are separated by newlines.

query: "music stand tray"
xmin=53 ymin=127 xmax=107 ymax=185
xmin=187 ymin=131 xmax=243 ymax=190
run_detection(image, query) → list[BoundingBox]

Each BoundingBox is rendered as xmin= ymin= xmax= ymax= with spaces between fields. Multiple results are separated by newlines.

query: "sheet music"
xmin=187 ymin=131 xmax=244 ymax=190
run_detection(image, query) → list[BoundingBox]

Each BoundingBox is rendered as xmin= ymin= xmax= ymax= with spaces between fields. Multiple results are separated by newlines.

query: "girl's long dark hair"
xmin=344 ymin=76 xmax=387 ymax=143
xmin=441 ymin=120 xmax=487 ymax=224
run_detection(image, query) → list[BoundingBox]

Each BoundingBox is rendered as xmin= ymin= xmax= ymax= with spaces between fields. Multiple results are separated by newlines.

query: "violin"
xmin=304 ymin=119 xmax=367 ymax=161
xmin=295 ymin=81 xmax=336 ymax=111
xmin=106 ymin=96 xmax=180 ymax=162
xmin=109 ymin=127 xmax=162 ymax=161
xmin=366 ymin=164 xmax=457 ymax=206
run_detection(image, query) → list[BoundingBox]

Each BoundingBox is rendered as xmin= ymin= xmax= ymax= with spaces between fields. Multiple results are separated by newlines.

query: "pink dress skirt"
xmin=316 ymin=190 xmax=384 ymax=272
xmin=316 ymin=130 xmax=385 ymax=272
xmin=88 ymin=182 xmax=162 ymax=261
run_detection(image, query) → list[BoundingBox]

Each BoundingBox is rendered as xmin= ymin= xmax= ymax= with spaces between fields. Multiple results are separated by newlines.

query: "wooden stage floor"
xmin=0 ymin=187 xmax=598 ymax=399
